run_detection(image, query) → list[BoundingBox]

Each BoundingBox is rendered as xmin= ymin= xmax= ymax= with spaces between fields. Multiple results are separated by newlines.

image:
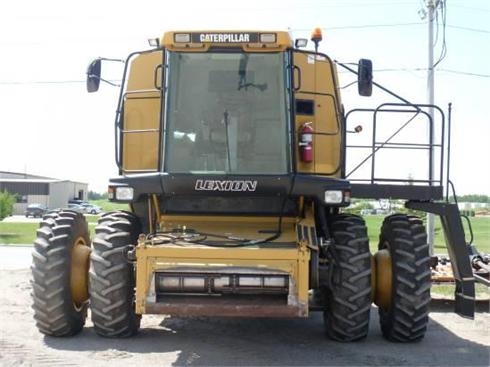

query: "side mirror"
xmin=86 ymin=59 xmax=101 ymax=93
xmin=357 ymin=59 xmax=373 ymax=97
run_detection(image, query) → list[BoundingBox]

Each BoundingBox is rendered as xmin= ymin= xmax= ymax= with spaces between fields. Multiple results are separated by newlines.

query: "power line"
xmin=0 ymin=80 xmax=120 ymax=85
xmin=326 ymin=22 xmax=424 ymax=30
xmin=339 ymin=67 xmax=490 ymax=78
xmin=433 ymin=0 xmax=447 ymax=68
xmin=438 ymin=69 xmax=490 ymax=78
xmin=290 ymin=23 xmax=424 ymax=32
xmin=293 ymin=22 xmax=489 ymax=33
xmin=0 ymin=80 xmax=85 ymax=85
xmin=446 ymin=25 xmax=490 ymax=34
xmin=376 ymin=68 xmax=490 ymax=78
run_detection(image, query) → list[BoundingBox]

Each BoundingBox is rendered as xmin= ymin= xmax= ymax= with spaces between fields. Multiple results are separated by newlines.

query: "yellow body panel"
xmin=294 ymin=52 xmax=341 ymax=176
xmin=122 ymin=51 xmax=163 ymax=173
xmin=134 ymin=243 xmax=310 ymax=316
xmin=158 ymin=215 xmax=297 ymax=243
xmin=131 ymin=204 xmax=316 ymax=317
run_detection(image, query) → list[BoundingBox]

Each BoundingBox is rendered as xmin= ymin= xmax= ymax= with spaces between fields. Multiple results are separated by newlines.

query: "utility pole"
xmin=426 ymin=0 xmax=437 ymax=254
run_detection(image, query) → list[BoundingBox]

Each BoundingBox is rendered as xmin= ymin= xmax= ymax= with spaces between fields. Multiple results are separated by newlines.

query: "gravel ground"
xmin=0 ymin=246 xmax=488 ymax=367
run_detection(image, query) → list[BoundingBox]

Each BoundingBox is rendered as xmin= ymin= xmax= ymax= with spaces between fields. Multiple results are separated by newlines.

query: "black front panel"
xmin=160 ymin=196 xmax=297 ymax=216
xmin=160 ymin=174 xmax=292 ymax=197
xmin=110 ymin=173 xmax=351 ymax=215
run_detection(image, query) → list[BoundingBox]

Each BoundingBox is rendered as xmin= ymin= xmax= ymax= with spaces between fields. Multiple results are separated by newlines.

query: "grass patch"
xmin=89 ymin=200 xmax=129 ymax=212
xmin=0 ymin=218 xmax=98 ymax=245
xmin=432 ymin=282 xmax=490 ymax=300
xmin=0 ymin=222 xmax=39 ymax=245
xmin=0 ymin=201 xmax=129 ymax=244
xmin=84 ymin=215 xmax=99 ymax=224
xmin=364 ymin=215 xmax=489 ymax=254
xmin=435 ymin=216 xmax=490 ymax=254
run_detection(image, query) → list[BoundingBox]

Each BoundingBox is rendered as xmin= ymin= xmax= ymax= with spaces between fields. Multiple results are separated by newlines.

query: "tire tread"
xmin=30 ymin=210 xmax=90 ymax=337
xmin=89 ymin=211 xmax=141 ymax=338
xmin=378 ymin=214 xmax=431 ymax=342
xmin=323 ymin=214 xmax=372 ymax=342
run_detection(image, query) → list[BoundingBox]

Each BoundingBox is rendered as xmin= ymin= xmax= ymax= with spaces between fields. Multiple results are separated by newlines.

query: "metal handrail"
xmin=345 ymin=103 xmax=445 ymax=187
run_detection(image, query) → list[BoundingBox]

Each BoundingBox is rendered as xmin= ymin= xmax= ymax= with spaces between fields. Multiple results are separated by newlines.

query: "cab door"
xmin=121 ymin=50 xmax=164 ymax=173
xmin=293 ymin=51 xmax=342 ymax=176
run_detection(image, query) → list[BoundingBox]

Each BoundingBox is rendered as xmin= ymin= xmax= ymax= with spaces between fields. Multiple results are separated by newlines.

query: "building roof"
xmin=0 ymin=171 xmax=56 ymax=180
xmin=0 ymin=171 xmax=87 ymax=185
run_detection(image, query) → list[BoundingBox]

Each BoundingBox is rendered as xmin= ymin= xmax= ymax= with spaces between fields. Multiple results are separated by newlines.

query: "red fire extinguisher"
xmin=299 ymin=122 xmax=313 ymax=163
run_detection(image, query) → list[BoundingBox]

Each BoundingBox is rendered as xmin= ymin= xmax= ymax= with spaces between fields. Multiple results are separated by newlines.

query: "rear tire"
xmin=31 ymin=210 xmax=90 ymax=336
xmin=89 ymin=211 xmax=142 ymax=337
xmin=378 ymin=214 xmax=431 ymax=342
xmin=323 ymin=214 xmax=372 ymax=341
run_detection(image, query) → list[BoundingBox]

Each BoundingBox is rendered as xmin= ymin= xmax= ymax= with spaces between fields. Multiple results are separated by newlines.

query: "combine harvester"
xmin=31 ymin=28 xmax=488 ymax=341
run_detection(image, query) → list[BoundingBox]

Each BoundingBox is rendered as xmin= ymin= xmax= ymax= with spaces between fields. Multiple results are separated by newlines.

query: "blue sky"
xmin=0 ymin=0 xmax=488 ymax=194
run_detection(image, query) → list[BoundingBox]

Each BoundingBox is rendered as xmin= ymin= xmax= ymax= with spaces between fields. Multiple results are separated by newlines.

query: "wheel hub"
xmin=374 ymin=248 xmax=392 ymax=310
xmin=71 ymin=237 xmax=91 ymax=306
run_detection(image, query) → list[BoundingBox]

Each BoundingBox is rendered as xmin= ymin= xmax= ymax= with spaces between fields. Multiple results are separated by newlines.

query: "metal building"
xmin=0 ymin=171 xmax=88 ymax=215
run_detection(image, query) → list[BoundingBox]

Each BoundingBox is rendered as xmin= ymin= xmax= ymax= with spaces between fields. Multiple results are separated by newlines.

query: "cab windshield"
xmin=164 ymin=51 xmax=289 ymax=174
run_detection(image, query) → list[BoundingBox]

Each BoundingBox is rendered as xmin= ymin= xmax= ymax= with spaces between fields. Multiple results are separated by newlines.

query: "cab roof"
xmin=161 ymin=30 xmax=293 ymax=52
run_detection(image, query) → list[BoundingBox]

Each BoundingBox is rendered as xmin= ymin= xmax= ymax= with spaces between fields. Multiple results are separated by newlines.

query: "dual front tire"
xmin=31 ymin=210 xmax=141 ymax=338
xmin=322 ymin=213 xmax=431 ymax=343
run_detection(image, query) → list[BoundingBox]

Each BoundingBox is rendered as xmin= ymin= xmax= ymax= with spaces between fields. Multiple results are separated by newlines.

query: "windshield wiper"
xmin=223 ymin=110 xmax=232 ymax=172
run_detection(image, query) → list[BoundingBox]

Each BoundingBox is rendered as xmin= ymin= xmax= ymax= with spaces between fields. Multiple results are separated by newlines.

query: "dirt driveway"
xmin=0 ymin=247 xmax=488 ymax=366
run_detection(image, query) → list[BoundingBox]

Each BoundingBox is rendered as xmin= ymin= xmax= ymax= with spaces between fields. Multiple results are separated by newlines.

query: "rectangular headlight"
xmin=324 ymin=190 xmax=343 ymax=204
xmin=174 ymin=33 xmax=191 ymax=43
xmin=260 ymin=33 xmax=276 ymax=43
xmin=115 ymin=186 xmax=134 ymax=201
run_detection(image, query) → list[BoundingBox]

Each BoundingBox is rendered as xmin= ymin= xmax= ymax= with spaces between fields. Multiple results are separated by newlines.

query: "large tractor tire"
xmin=323 ymin=214 xmax=372 ymax=342
xmin=89 ymin=211 xmax=142 ymax=337
xmin=31 ymin=210 xmax=91 ymax=336
xmin=377 ymin=214 xmax=431 ymax=342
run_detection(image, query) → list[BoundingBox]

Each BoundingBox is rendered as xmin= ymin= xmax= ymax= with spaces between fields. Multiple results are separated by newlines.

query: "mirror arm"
xmin=335 ymin=59 xmax=413 ymax=105
xmin=98 ymin=57 xmax=125 ymax=63
xmin=99 ymin=76 xmax=121 ymax=87
xmin=87 ymin=74 xmax=121 ymax=88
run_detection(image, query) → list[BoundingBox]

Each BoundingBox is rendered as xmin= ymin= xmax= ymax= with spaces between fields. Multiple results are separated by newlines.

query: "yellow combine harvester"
xmin=31 ymin=29 xmax=478 ymax=342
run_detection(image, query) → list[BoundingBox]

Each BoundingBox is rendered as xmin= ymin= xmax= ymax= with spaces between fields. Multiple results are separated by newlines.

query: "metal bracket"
xmin=406 ymin=201 xmax=475 ymax=319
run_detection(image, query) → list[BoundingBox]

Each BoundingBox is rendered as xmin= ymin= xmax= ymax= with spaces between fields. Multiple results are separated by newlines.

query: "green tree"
xmin=88 ymin=191 xmax=108 ymax=200
xmin=455 ymin=194 xmax=489 ymax=203
xmin=0 ymin=190 xmax=16 ymax=220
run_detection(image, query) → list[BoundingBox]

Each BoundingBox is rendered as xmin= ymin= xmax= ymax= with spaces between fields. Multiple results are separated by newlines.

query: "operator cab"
xmin=88 ymin=30 xmax=357 ymax=211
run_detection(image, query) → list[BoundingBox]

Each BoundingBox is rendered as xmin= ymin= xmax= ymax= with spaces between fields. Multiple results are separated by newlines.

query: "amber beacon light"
xmin=311 ymin=27 xmax=323 ymax=52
